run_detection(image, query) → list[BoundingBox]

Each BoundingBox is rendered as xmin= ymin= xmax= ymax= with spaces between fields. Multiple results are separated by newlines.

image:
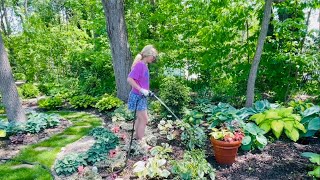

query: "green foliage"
xmin=38 ymin=83 xmax=57 ymax=96
xmin=95 ymin=95 xmax=123 ymax=112
xmin=86 ymin=127 xmax=119 ymax=165
xmin=26 ymin=112 xmax=61 ymax=133
xmin=38 ymin=96 xmax=64 ymax=110
xmin=288 ymin=100 xmax=314 ymax=114
xmin=176 ymin=120 xmax=206 ymax=150
xmin=183 ymin=109 xmax=204 ymax=125
xmin=133 ymin=144 xmax=172 ymax=179
xmin=19 ymin=83 xmax=40 ymax=98
xmin=159 ymin=77 xmax=191 ymax=117
xmin=300 ymin=105 xmax=320 ymax=137
xmin=301 ymin=152 xmax=320 ymax=178
xmin=69 ymin=95 xmax=97 ymax=109
xmin=111 ymin=105 xmax=134 ymax=122
xmin=14 ymin=73 xmax=26 ymax=81
xmin=250 ymin=107 xmax=306 ymax=141
xmin=171 ymin=150 xmax=215 ymax=180
xmin=207 ymin=103 xmax=243 ymax=129
xmin=241 ymin=122 xmax=268 ymax=151
xmin=54 ymin=153 xmax=87 ymax=176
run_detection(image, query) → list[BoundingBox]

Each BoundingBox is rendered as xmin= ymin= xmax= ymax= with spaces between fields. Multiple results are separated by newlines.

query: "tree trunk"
xmin=245 ymin=0 xmax=273 ymax=107
xmin=0 ymin=34 xmax=26 ymax=122
xmin=101 ymin=0 xmax=132 ymax=102
xmin=1 ymin=0 xmax=11 ymax=35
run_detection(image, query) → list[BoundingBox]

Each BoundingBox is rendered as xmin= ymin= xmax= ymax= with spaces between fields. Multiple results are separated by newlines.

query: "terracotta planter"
xmin=210 ymin=137 xmax=242 ymax=165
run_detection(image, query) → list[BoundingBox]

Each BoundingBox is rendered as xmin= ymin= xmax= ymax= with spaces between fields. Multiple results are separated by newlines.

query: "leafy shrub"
xmin=54 ymin=153 xmax=87 ymax=176
xmin=95 ymin=95 xmax=123 ymax=112
xmin=38 ymin=83 xmax=56 ymax=96
xmin=111 ymin=105 xmax=133 ymax=122
xmin=69 ymin=95 xmax=97 ymax=109
xmin=176 ymin=120 xmax=206 ymax=150
xmin=14 ymin=73 xmax=26 ymax=81
xmin=159 ymin=77 xmax=191 ymax=117
xmin=38 ymin=96 xmax=63 ymax=110
xmin=250 ymin=107 xmax=306 ymax=141
xmin=301 ymin=152 xmax=320 ymax=178
xmin=171 ymin=150 xmax=215 ymax=180
xmin=20 ymin=83 xmax=40 ymax=98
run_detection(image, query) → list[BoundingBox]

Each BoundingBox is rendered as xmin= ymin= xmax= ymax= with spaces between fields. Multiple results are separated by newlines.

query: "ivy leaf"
xmin=271 ymin=120 xmax=284 ymax=139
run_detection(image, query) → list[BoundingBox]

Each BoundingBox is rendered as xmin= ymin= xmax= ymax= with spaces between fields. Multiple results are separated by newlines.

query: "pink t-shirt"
xmin=128 ymin=61 xmax=149 ymax=94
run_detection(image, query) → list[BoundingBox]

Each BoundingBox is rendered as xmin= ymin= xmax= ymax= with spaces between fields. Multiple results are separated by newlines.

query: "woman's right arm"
xmin=127 ymin=77 xmax=141 ymax=91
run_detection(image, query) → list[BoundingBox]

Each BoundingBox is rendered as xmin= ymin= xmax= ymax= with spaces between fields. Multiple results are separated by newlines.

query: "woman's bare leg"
xmin=135 ymin=110 xmax=148 ymax=140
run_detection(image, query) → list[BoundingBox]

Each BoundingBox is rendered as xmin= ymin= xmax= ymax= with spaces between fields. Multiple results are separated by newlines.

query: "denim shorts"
xmin=128 ymin=91 xmax=147 ymax=111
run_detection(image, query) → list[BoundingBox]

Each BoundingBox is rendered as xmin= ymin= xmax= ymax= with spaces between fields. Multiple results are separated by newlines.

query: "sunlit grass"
xmin=0 ymin=111 xmax=102 ymax=180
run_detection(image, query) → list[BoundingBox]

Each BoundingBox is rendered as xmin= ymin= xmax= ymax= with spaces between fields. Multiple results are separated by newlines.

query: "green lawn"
xmin=0 ymin=111 xmax=103 ymax=180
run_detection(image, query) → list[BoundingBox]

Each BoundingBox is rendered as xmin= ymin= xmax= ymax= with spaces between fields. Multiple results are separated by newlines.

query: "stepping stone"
xmin=55 ymin=136 xmax=95 ymax=161
xmin=11 ymin=164 xmax=34 ymax=170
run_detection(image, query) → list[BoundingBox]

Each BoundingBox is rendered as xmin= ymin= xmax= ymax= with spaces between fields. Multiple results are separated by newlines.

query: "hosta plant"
xmin=133 ymin=157 xmax=170 ymax=179
xmin=171 ymin=149 xmax=215 ymax=180
xmin=111 ymin=105 xmax=133 ymax=122
xmin=38 ymin=96 xmax=63 ymax=110
xmin=301 ymin=152 xmax=320 ymax=178
xmin=241 ymin=122 xmax=268 ymax=151
xmin=157 ymin=119 xmax=176 ymax=140
xmin=54 ymin=153 xmax=87 ymax=176
xmin=95 ymin=95 xmax=123 ymax=112
xmin=176 ymin=120 xmax=207 ymax=150
xmin=69 ymin=95 xmax=97 ymax=109
xmin=249 ymin=107 xmax=306 ymax=141
xmin=300 ymin=105 xmax=320 ymax=137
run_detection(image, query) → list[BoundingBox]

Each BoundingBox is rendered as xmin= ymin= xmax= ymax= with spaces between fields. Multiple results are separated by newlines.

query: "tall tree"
xmin=101 ymin=0 xmax=132 ymax=101
xmin=245 ymin=0 xmax=273 ymax=107
xmin=0 ymin=34 xmax=26 ymax=122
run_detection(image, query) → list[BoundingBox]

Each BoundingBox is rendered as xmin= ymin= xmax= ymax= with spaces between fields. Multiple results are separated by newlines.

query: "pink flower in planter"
xmin=78 ymin=166 xmax=85 ymax=174
xmin=112 ymin=126 xmax=120 ymax=133
xmin=109 ymin=149 xmax=117 ymax=158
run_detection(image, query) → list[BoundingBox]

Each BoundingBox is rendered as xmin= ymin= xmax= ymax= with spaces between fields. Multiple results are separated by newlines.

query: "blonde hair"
xmin=131 ymin=45 xmax=158 ymax=70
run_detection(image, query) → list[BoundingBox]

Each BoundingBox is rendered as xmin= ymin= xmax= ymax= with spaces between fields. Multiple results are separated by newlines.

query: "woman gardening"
xmin=127 ymin=45 xmax=158 ymax=150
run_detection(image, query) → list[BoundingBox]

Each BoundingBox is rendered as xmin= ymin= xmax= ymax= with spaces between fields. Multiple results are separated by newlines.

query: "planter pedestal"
xmin=210 ymin=137 xmax=241 ymax=165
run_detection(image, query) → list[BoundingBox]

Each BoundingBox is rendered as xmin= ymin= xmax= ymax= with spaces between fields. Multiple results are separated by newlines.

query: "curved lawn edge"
xmin=0 ymin=111 xmax=103 ymax=180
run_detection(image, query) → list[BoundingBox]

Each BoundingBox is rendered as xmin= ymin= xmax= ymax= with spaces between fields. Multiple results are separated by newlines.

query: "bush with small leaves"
xmin=69 ymin=95 xmax=97 ymax=109
xmin=19 ymin=83 xmax=40 ymax=98
xmin=38 ymin=96 xmax=63 ymax=110
xmin=159 ymin=77 xmax=191 ymax=117
xmin=95 ymin=95 xmax=123 ymax=112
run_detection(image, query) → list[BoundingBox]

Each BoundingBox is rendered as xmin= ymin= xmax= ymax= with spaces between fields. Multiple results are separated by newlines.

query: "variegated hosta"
xmin=250 ymin=107 xmax=306 ymax=141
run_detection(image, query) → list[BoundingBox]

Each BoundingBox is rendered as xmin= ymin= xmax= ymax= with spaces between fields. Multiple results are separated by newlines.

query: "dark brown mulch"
xmin=207 ymin=139 xmax=320 ymax=180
